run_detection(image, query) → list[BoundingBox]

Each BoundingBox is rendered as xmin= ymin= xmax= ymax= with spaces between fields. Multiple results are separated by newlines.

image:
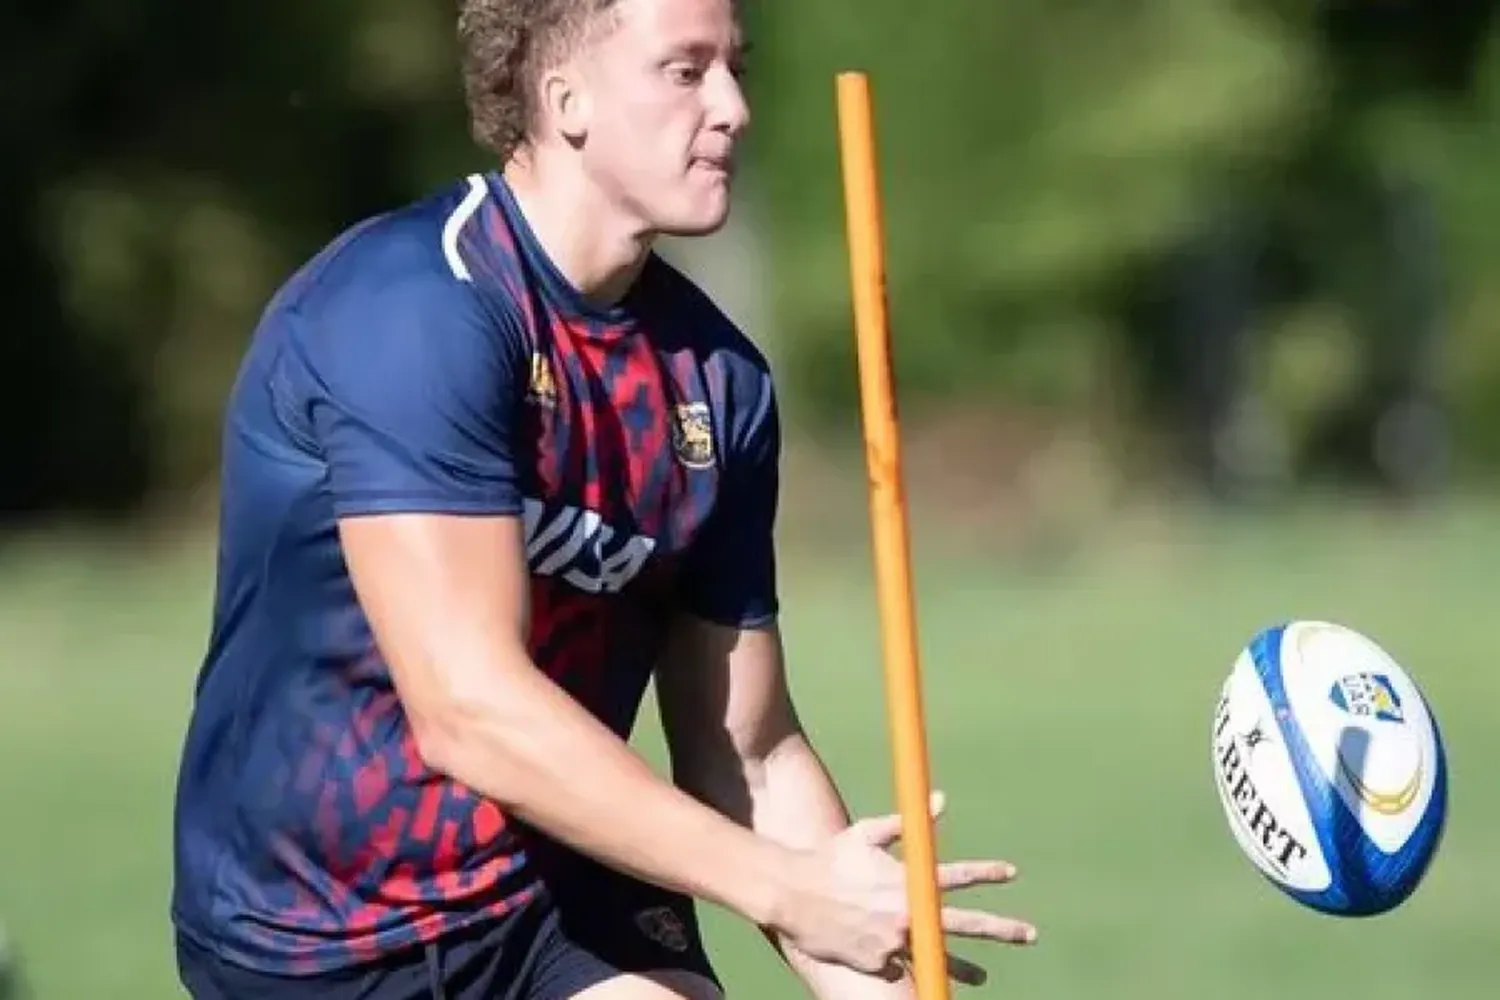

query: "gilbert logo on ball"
xmin=1212 ymin=620 xmax=1448 ymax=916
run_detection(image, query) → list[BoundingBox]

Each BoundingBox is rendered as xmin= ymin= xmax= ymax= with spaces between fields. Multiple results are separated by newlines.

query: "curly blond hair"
xmin=457 ymin=0 xmax=622 ymax=164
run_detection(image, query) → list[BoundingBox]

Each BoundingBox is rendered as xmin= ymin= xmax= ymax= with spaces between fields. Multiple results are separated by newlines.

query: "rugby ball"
xmin=1211 ymin=620 xmax=1447 ymax=917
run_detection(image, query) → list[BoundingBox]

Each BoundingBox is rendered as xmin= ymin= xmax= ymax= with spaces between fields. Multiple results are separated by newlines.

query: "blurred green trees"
xmin=7 ymin=0 xmax=1500 ymax=520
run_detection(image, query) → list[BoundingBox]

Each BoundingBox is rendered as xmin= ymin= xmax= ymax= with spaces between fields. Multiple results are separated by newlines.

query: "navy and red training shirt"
xmin=170 ymin=171 xmax=780 ymax=974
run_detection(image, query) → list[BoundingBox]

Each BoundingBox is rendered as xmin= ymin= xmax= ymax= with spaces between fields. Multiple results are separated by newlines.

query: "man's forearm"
xmin=735 ymin=734 xmax=918 ymax=1000
xmin=418 ymin=647 xmax=802 ymax=929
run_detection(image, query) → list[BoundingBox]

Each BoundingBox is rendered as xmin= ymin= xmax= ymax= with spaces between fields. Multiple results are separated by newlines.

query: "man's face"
xmin=565 ymin=0 xmax=749 ymax=236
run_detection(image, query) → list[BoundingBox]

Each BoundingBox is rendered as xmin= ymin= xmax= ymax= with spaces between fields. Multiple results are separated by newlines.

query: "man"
xmin=170 ymin=0 xmax=1036 ymax=997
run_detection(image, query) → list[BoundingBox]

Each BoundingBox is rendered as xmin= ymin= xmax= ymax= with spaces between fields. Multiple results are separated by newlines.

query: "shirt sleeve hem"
xmin=682 ymin=604 xmax=780 ymax=631
xmin=331 ymin=494 xmax=525 ymax=518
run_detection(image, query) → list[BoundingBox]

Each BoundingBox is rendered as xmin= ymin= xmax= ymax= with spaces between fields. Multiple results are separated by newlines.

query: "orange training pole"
xmin=834 ymin=71 xmax=949 ymax=1000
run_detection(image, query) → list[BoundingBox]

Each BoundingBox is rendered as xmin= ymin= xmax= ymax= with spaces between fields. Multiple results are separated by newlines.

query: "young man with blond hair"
xmin=170 ymin=2 xmax=1036 ymax=997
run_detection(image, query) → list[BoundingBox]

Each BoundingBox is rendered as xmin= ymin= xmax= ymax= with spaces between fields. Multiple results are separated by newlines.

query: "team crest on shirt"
xmin=670 ymin=402 xmax=715 ymax=470
xmin=527 ymin=352 xmax=557 ymax=409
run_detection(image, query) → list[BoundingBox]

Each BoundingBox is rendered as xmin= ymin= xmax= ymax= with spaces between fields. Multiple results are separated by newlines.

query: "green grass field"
xmin=2 ymin=501 xmax=1497 ymax=998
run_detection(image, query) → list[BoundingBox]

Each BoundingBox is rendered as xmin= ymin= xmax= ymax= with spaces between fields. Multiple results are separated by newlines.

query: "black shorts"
xmin=177 ymin=850 xmax=720 ymax=1000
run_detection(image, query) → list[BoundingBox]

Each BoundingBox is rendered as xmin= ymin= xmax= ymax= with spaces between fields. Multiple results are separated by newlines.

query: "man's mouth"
xmin=693 ymin=155 xmax=734 ymax=177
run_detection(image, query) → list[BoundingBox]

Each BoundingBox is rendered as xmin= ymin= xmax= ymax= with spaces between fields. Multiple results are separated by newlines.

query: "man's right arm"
xmin=299 ymin=266 xmax=802 ymax=932
xmin=337 ymin=509 xmax=799 ymax=927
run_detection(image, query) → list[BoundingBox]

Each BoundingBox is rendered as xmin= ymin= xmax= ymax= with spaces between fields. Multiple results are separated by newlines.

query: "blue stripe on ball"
xmin=1249 ymin=624 xmax=1448 ymax=917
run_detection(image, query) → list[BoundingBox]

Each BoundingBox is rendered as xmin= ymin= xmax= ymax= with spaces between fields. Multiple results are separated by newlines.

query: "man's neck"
xmin=502 ymin=156 xmax=655 ymax=309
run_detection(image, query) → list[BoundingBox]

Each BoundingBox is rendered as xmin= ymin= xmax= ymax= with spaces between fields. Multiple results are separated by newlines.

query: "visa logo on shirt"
xmin=522 ymin=497 xmax=656 ymax=594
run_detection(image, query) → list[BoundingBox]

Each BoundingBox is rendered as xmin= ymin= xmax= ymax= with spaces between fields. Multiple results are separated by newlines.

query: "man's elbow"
xmin=407 ymin=692 xmax=483 ymax=780
xmin=402 ymin=670 xmax=533 ymax=807
xmin=672 ymin=724 xmax=804 ymax=824
xmin=725 ymin=710 xmax=805 ymax=772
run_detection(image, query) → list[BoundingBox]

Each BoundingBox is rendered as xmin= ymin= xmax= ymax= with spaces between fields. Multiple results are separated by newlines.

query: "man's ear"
xmin=539 ymin=64 xmax=590 ymax=147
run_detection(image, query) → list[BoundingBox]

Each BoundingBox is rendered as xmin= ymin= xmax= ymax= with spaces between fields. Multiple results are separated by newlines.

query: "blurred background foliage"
xmin=7 ymin=0 xmax=1500 ymax=526
xmin=7 ymin=6 xmax=1500 ymax=996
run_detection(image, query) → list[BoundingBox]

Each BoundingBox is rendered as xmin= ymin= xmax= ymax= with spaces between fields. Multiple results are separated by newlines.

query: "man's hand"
xmin=657 ymin=617 xmax=1035 ymax=996
xmin=771 ymin=791 xmax=1035 ymax=983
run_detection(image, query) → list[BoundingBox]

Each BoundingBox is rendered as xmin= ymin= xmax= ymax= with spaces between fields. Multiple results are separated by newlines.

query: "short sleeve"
xmin=678 ymin=370 xmax=780 ymax=629
xmin=290 ymin=269 xmax=526 ymax=518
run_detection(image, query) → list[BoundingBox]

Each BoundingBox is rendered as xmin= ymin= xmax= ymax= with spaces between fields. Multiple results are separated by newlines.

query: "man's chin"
xmin=660 ymin=215 xmax=730 ymax=239
xmin=652 ymin=191 xmax=733 ymax=238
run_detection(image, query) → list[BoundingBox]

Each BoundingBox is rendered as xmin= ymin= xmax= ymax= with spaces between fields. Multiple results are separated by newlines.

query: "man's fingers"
xmin=849 ymin=812 xmax=903 ymax=848
xmin=852 ymin=790 xmax=947 ymax=848
xmin=885 ymin=948 xmax=988 ymax=988
xmin=936 ymin=859 xmax=1019 ymax=891
xmin=945 ymin=952 xmax=988 ymax=987
xmin=938 ymin=906 xmax=1038 ymax=945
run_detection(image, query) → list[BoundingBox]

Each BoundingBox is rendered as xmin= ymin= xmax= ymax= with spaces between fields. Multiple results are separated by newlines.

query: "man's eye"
xmin=666 ymin=63 xmax=704 ymax=85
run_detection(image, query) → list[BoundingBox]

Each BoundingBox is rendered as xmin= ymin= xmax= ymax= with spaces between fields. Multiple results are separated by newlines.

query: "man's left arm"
xmin=659 ymin=358 xmax=914 ymax=996
xmin=663 ymin=357 xmax=1003 ymax=995
xmin=656 ymin=616 xmax=933 ymax=999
